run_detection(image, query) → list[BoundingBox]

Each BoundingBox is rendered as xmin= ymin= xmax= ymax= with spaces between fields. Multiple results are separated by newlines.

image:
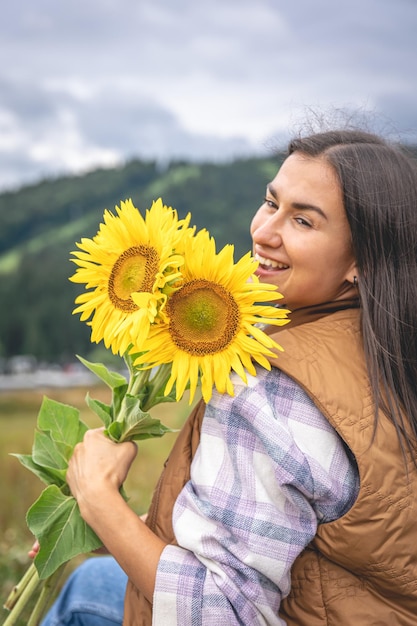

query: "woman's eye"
xmin=263 ymin=197 xmax=277 ymax=209
xmin=295 ymin=217 xmax=311 ymax=227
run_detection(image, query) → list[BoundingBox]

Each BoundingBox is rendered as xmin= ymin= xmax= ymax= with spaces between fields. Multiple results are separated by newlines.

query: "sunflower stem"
xmin=3 ymin=562 xmax=38 ymax=611
xmin=142 ymin=363 xmax=172 ymax=411
xmin=123 ymin=351 xmax=136 ymax=379
xmin=129 ymin=367 xmax=151 ymax=397
xmin=3 ymin=564 xmax=42 ymax=626
xmin=27 ymin=564 xmax=67 ymax=626
xmin=124 ymin=353 xmax=151 ymax=398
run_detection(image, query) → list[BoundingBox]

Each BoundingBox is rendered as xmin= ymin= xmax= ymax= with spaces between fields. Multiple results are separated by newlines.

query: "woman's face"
xmin=250 ymin=152 xmax=357 ymax=310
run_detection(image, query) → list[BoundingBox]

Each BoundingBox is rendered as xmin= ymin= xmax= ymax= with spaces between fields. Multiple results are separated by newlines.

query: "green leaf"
xmin=105 ymin=421 xmax=123 ymax=442
xmin=120 ymin=417 xmax=173 ymax=442
xmin=85 ymin=393 xmax=113 ymax=427
xmin=27 ymin=485 xmax=102 ymax=579
xmin=115 ymin=394 xmax=175 ymax=442
xmin=111 ymin=382 xmax=129 ymax=417
xmin=11 ymin=453 xmax=67 ymax=488
xmin=77 ymin=355 xmax=127 ymax=390
xmin=28 ymin=398 xmax=89 ymax=485
xmin=144 ymin=384 xmax=178 ymax=409
xmin=37 ymin=396 xmax=85 ymax=447
xmin=32 ymin=430 xmax=72 ymax=471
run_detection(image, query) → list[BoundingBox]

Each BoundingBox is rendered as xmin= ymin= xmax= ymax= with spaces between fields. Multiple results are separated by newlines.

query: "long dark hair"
xmin=288 ymin=130 xmax=417 ymax=459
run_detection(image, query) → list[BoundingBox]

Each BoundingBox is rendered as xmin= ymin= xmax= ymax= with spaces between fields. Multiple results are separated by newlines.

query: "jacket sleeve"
xmin=152 ymin=368 xmax=359 ymax=625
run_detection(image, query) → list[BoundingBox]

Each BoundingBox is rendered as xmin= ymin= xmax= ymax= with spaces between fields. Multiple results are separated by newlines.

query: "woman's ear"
xmin=345 ymin=262 xmax=359 ymax=286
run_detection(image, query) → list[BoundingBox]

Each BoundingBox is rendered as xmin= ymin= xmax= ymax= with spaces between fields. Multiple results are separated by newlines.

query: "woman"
xmin=39 ymin=129 xmax=417 ymax=625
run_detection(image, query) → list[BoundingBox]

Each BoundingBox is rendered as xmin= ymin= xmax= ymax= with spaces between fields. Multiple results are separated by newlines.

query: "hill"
xmin=0 ymin=154 xmax=284 ymax=363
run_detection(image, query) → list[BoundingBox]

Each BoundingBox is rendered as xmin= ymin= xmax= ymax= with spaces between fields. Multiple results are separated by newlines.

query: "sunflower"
xmin=133 ymin=229 xmax=290 ymax=403
xmin=69 ymin=198 xmax=192 ymax=355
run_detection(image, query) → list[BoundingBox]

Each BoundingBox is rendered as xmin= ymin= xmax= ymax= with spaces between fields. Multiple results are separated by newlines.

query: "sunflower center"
xmin=166 ymin=279 xmax=240 ymax=355
xmin=108 ymin=245 xmax=159 ymax=311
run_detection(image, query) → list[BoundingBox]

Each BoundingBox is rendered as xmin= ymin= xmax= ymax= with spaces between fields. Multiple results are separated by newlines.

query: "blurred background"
xmin=1 ymin=0 xmax=416 ymax=620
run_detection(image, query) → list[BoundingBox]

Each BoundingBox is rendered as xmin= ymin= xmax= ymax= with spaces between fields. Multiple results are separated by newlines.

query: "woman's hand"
xmin=66 ymin=427 xmax=137 ymax=520
xmin=28 ymin=539 xmax=39 ymax=559
xmin=30 ymin=431 xmax=161 ymax=603
xmin=64 ymin=430 xmax=163 ymax=603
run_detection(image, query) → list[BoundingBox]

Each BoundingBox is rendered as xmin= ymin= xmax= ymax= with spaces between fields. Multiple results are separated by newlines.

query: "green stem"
xmin=123 ymin=352 xmax=152 ymax=398
xmin=27 ymin=564 xmax=67 ymax=626
xmin=142 ymin=363 xmax=172 ymax=411
xmin=3 ymin=562 xmax=38 ymax=611
xmin=129 ymin=367 xmax=151 ymax=397
xmin=2 ymin=565 xmax=42 ymax=626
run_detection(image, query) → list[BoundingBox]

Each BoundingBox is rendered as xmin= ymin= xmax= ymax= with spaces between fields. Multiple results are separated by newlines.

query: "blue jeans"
xmin=41 ymin=556 xmax=127 ymax=626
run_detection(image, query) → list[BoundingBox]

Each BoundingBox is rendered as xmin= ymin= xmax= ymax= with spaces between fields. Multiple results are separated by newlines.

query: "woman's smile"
xmin=254 ymin=252 xmax=290 ymax=271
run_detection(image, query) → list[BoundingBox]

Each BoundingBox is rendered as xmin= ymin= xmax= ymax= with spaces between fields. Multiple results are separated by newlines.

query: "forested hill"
xmin=0 ymin=154 xmax=285 ymax=364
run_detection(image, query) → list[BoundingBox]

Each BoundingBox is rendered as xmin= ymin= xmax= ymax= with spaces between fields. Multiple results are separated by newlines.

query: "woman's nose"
xmin=251 ymin=215 xmax=282 ymax=248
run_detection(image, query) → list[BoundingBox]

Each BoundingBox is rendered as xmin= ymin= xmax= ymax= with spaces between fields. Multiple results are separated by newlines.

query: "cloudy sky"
xmin=1 ymin=0 xmax=416 ymax=191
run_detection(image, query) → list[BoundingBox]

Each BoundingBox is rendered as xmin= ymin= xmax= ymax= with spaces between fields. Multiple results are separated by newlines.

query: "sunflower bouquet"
xmin=3 ymin=198 xmax=289 ymax=625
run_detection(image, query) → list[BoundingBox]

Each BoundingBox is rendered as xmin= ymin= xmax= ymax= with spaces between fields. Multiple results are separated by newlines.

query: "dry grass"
xmin=0 ymin=384 xmax=195 ymax=624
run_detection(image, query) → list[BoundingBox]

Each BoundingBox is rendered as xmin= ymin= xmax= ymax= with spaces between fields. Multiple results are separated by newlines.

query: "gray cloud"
xmin=0 ymin=0 xmax=416 ymax=190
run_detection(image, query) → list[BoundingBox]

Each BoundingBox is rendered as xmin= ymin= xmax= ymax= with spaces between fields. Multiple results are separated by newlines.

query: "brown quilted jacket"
xmin=124 ymin=305 xmax=417 ymax=625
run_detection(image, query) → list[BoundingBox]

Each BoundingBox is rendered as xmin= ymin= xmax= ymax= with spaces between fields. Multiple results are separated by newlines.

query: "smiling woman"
xmin=251 ymin=153 xmax=357 ymax=310
xmin=37 ymin=128 xmax=417 ymax=626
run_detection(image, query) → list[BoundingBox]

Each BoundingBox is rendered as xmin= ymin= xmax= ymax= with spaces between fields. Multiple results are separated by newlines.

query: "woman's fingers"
xmin=28 ymin=539 xmax=40 ymax=559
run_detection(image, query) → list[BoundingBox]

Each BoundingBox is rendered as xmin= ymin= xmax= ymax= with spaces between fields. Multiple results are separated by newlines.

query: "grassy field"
xmin=0 ymin=384 xmax=195 ymax=624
